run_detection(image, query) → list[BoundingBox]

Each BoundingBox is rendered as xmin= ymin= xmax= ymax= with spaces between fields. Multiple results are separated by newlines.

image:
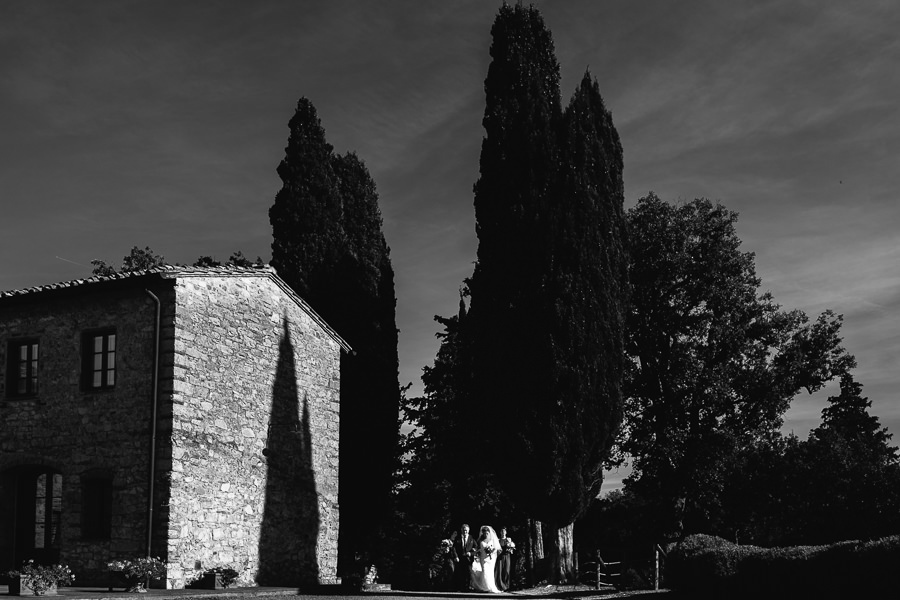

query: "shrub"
xmin=668 ymin=534 xmax=900 ymax=597
xmin=619 ymin=567 xmax=651 ymax=591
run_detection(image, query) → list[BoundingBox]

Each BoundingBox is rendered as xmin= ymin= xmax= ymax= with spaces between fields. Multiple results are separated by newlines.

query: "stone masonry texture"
xmin=0 ymin=268 xmax=343 ymax=589
xmin=0 ymin=283 xmax=158 ymax=583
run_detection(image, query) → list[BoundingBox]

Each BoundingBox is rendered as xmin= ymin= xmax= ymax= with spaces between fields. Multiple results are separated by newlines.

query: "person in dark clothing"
xmin=495 ymin=527 xmax=515 ymax=591
xmin=454 ymin=523 xmax=476 ymax=591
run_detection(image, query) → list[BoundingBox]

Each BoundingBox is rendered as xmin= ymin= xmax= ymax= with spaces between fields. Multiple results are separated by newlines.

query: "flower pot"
xmin=106 ymin=557 xmax=164 ymax=591
xmin=8 ymin=576 xmax=58 ymax=596
xmin=107 ymin=570 xmax=126 ymax=592
xmin=198 ymin=572 xmax=224 ymax=590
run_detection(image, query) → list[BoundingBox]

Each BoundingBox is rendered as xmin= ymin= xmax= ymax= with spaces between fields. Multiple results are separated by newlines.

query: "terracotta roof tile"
xmin=0 ymin=264 xmax=272 ymax=298
xmin=0 ymin=264 xmax=351 ymax=352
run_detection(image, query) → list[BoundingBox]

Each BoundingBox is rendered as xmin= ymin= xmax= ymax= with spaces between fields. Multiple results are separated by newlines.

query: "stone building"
xmin=0 ymin=265 xmax=348 ymax=588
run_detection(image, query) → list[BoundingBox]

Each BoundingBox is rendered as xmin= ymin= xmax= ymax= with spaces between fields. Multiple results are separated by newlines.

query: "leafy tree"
xmin=814 ymin=373 xmax=897 ymax=463
xmin=399 ymin=295 xmax=471 ymax=521
xmin=92 ymin=246 xmax=261 ymax=274
xmin=269 ymin=98 xmax=400 ymax=578
xmin=395 ymin=293 xmax=521 ymax=587
xmin=714 ymin=433 xmax=808 ymax=545
xmin=90 ymin=260 xmax=118 ymax=277
xmin=91 ymin=246 xmax=167 ymax=275
xmin=798 ymin=373 xmax=900 ymax=542
xmin=576 ymin=488 xmax=660 ymax=556
xmin=715 ymin=373 xmax=900 ymax=546
xmin=465 ymin=3 xmax=628 ymax=582
xmin=122 ymin=246 xmax=167 ymax=271
xmin=621 ymin=194 xmax=855 ymax=540
xmin=193 ymin=251 xmax=263 ymax=268
xmin=193 ymin=256 xmax=220 ymax=268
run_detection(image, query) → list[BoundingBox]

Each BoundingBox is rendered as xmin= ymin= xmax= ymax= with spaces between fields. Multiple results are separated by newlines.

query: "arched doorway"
xmin=0 ymin=466 xmax=62 ymax=571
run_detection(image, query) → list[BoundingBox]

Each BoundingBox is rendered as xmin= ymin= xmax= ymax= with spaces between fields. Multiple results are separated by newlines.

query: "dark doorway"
xmin=0 ymin=466 xmax=62 ymax=572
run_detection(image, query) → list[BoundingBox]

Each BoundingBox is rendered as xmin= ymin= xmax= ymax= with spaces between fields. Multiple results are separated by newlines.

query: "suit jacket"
xmin=455 ymin=533 xmax=476 ymax=564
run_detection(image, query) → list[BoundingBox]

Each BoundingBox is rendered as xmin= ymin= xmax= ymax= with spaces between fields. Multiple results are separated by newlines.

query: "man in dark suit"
xmin=454 ymin=523 xmax=475 ymax=591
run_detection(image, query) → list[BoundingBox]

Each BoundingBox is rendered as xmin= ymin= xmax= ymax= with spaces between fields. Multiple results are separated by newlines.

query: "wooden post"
xmin=525 ymin=518 xmax=534 ymax=586
xmin=596 ymin=550 xmax=603 ymax=591
xmin=654 ymin=545 xmax=659 ymax=591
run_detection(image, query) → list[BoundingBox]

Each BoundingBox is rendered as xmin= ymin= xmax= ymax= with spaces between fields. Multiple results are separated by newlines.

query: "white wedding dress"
xmin=470 ymin=526 xmax=502 ymax=593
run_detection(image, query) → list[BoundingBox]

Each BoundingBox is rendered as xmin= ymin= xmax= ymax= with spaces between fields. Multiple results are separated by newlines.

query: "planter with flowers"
xmin=361 ymin=565 xmax=381 ymax=591
xmin=6 ymin=561 xmax=75 ymax=596
xmin=106 ymin=557 xmax=165 ymax=593
xmin=187 ymin=566 xmax=239 ymax=590
xmin=205 ymin=566 xmax=238 ymax=589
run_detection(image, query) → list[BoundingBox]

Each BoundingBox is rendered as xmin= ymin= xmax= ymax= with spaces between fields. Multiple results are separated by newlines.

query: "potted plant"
xmin=362 ymin=565 xmax=379 ymax=591
xmin=6 ymin=560 xmax=75 ymax=596
xmin=195 ymin=566 xmax=238 ymax=589
xmin=106 ymin=557 xmax=166 ymax=593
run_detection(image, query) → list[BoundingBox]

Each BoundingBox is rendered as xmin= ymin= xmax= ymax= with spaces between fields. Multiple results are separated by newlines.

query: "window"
xmin=82 ymin=330 xmax=116 ymax=390
xmin=6 ymin=339 xmax=39 ymax=397
xmin=35 ymin=472 xmax=63 ymax=550
xmin=81 ymin=476 xmax=112 ymax=540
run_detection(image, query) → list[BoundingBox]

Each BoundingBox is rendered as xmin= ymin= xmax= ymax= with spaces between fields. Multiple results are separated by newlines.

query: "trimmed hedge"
xmin=667 ymin=533 xmax=900 ymax=597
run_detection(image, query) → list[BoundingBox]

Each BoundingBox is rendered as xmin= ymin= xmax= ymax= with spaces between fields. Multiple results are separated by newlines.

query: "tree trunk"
xmin=546 ymin=521 xmax=575 ymax=584
xmin=532 ymin=519 xmax=544 ymax=559
xmin=522 ymin=519 xmax=544 ymax=587
xmin=524 ymin=518 xmax=544 ymax=586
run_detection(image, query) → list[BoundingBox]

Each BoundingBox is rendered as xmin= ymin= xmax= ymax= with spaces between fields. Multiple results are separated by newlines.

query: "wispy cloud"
xmin=1 ymin=0 xmax=897 ymax=439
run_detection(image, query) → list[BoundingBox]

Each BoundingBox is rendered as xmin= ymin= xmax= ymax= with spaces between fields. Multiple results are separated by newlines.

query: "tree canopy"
xmin=465 ymin=1 xmax=627 ymax=531
xmin=395 ymin=294 xmax=522 ymax=588
xmin=91 ymin=246 xmax=167 ymax=275
xmin=578 ymin=196 xmax=899 ymax=552
xmin=193 ymin=251 xmax=263 ymax=268
xmin=620 ymin=193 xmax=856 ymax=539
xmin=269 ymin=97 xmax=400 ymax=577
xmin=398 ymin=4 xmax=629 ymax=585
xmin=798 ymin=373 xmax=900 ymax=541
xmin=716 ymin=373 xmax=900 ymax=546
xmin=91 ymin=246 xmax=261 ymax=275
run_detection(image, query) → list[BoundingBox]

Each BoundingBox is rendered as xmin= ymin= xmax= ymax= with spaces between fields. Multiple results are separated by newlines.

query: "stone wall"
xmin=163 ymin=275 xmax=341 ymax=588
xmin=0 ymin=284 xmax=161 ymax=583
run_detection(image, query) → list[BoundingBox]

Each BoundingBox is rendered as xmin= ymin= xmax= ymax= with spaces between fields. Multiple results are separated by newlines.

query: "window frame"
xmin=81 ymin=329 xmax=117 ymax=391
xmin=5 ymin=338 xmax=40 ymax=398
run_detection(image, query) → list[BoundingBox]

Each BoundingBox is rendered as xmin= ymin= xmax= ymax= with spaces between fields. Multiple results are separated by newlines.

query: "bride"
xmin=470 ymin=525 xmax=503 ymax=593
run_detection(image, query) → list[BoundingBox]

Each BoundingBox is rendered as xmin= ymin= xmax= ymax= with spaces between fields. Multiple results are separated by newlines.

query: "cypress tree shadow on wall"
xmin=257 ymin=317 xmax=320 ymax=586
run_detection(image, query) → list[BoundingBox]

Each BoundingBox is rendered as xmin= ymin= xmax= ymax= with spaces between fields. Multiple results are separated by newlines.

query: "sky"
xmin=2 ymin=1 xmax=898 ymax=494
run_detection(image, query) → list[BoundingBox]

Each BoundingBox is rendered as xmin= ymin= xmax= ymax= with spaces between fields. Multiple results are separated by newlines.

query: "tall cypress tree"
xmin=269 ymin=98 xmax=400 ymax=578
xmin=270 ymin=99 xmax=344 ymax=301
xmin=466 ymin=3 xmax=627 ymax=582
xmin=466 ymin=0 xmax=560 ymax=523
xmin=550 ymin=68 xmax=628 ymax=514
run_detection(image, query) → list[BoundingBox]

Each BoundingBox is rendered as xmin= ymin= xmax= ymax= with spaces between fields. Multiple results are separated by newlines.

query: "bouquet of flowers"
xmin=482 ymin=543 xmax=496 ymax=559
xmin=440 ymin=539 xmax=452 ymax=554
xmin=501 ymin=538 xmax=516 ymax=554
